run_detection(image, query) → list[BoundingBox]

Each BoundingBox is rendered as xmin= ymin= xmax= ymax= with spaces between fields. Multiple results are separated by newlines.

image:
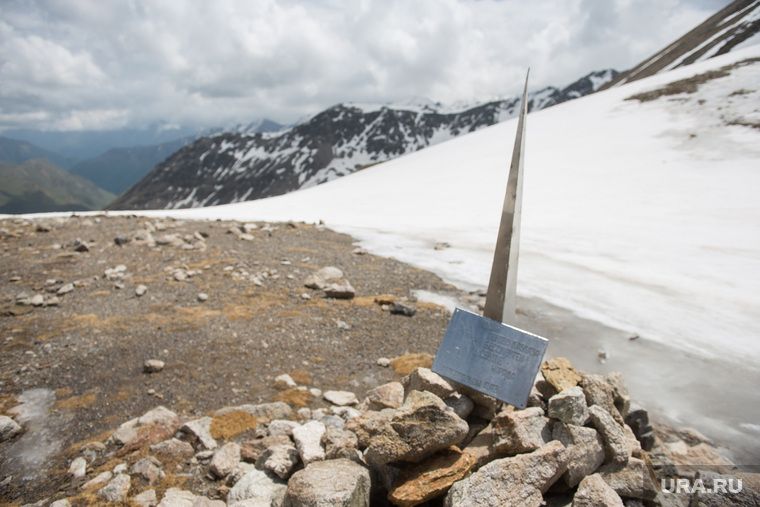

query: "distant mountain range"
xmin=0 ymin=136 xmax=75 ymax=171
xmin=109 ymin=69 xmax=619 ymax=210
xmin=0 ymin=159 xmax=115 ymax=214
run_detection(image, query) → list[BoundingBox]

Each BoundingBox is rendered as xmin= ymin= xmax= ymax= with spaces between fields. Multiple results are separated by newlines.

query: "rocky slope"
xmin=602 ymin=0 xmax=760 ymax=89
xmin=108 ymin=70 xmax=618 ymax=210
xmin=1 ymin=215 xmax=754 ymax=506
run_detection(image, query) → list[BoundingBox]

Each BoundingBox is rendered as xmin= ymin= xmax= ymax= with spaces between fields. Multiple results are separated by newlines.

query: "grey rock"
xmin=364 ymin=382 xmax=404 ymax=411
xmin=323 ymin=281 xmax=356 ymax=299
xmin=588 ymin=405 xmax=630 ymax=467
xmin=624 ymin=403 xmax=654 ymax=452
xmin=274 ymin=374 xmax=297 ymax=390
xmin=268 ymin=419 xmax=301 ymax=437
xmin=30 ymin=294 xmax=44 ymax=306
xmin=493 ymin=407 xmax=552 ymax=455
xmin=216 ymin=402 xmax=292 ymax=423
xmin=50 ymin=501 xmax=73 ymax=507
xmin=57 ymin=283 xmax=74 ymax=295
xmin=573 ymin=473 xmax=624 ymax=507
xmin=403 ymin=367 xmax=455 ymax=399
xmin=580 ymin=374 xmax=623 ymax=424
xmin=191 ymin=497 xmax=225 ymax=507
xmin=135 ymin=284 xmax=148 ymax=297
xmin=689 ymin=470 xmax=760 ymax=506
xmin=283 ymin=458 xmax=370 ymax=507
xmin=553 ymin=422 xmax=606 ymax=487
xmin=365 ymin=390 xmax=469 ymax=465
xmin=68 ymin=457 xmax=87 ymax=479
xmin=81 ymin=471 xmax=112 ymax=490
xmin=182 ymin=417 xmax=217 ymax=450
xmin=209 ymin=442 xmax=241 ymax=478
xmin=390 ymin=301 xmax=416 ymax=316
xmin=324 ymin=427 xmax=360 ymax=460
xmin=151 ymin=438 xmax=194 ymax=456
xmin=131 ymin=457 xmax=164 ymax=485
xmin=98 ymin=473 xmax=131 ymax=502
xmin=0 ymin=415 xmax=23 ymax=441
xmin=292 ymin=420 xmax=326 ymax=465
xmin=304 ymin=266 xmax=344 ymax=290
xmin=257 ymin=443 xmax=300 ymax=480
xmin=227 ymin=469 xmax=287 ymax=504
xmin=157 ymin=487 xmax=197 ymax=506
xmin=598 ymin=457 xmax=657 ymax=500
xmin=604 ymin=372 xmax=631 ymax=419
xmin=444 ymin=392 xmax=475 ymax=420
xmin=73 ymin=239 xmax=90 ymax=252
xmin=548 ymin=386 xmax=589 ymax=425
xmin=109 ymin=426 xmax=139 ymax=447
xmin=444 ymin=440 xmax=570 ymax=507
xmin=133 ymin=488 xmax=157 ymax=507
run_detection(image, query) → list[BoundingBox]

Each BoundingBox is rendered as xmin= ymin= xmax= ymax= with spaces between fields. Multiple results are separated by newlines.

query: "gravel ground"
xmin=0 ymin=214 xmax=463 ymax=503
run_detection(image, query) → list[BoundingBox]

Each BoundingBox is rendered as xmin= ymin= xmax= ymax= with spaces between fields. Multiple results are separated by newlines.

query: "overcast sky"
xmin=0 ymin=0 xmax=732 ymax=132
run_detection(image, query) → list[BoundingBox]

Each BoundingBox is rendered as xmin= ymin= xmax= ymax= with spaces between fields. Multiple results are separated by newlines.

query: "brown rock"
xmin=492 ymin=407 xmax=552 ymax=455
xmin=541 ymin=357 xmax=582 ymax=392
xmin=365 ymin=382 xmax=405 ymax=411
xmin=388 ymin=446 xmax=476 ymax=507
xmin=573 ymin=473 xmax=624 ymax=507
xmin=116 ymin=422 xmax=181 ymax=457
xmin=240 ymin=435 xmax=293 ymax=463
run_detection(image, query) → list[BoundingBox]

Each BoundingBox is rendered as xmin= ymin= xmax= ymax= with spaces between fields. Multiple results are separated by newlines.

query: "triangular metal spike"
xmin=483 ymin=70 xmax=530 ymax=325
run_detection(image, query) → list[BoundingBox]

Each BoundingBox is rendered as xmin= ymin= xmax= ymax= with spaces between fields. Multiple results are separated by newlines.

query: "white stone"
xmin=292 ymin=420 xmax=326 ymax=465
xmin=135 ymin=284 xmax=148 ymax=297
xmin=98 ymin=473 xmax=131 ymax=502
xmin=68 ymin=457 xmax=87 ymax=479
xmin=182 ymin=417 xmax=217 ymax=450
xmin=0 ymin=415 xmax=22 ymax=441
xmin=227 ymin=469 xmax=287 ymax=504
xmin=274 ymin=374 xmax=297 ymax=390
xmin=82 ymin=471 xmax=112 ymax=490
xmin=548 ymin=386 xmax=589 ymax=425
xmin=323 ymin=390 xmax=359 ymax=406
xmin=50 ymin=501 xmax=72 ymax=507
xmin=138 ymin=406 xmax=178 ymax=426
xmin=143 ymin=359 xmax=165 ymax=373
xmin=268 ymin=419 xmax=301 ymax=437
xmin=133 ymin=488 xmax=158 ymax=507
xmin=210 ymin=442 xmax=241 ymax=478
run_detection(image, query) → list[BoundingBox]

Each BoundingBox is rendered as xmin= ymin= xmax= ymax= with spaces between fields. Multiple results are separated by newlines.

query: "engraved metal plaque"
xmin=432 ymin=308 xmax=548 ymax=409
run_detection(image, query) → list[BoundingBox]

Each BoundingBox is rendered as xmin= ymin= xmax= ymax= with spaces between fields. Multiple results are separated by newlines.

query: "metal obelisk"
xmin=483 ymin=70 xmax=530 ymax=325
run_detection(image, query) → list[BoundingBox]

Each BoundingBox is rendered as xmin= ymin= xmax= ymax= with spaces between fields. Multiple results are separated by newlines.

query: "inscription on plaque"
xmin=432 ymin=308 xmax=548 ymax=408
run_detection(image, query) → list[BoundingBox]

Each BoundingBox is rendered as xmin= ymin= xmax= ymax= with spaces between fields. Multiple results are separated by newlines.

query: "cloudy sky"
xmin=0 ymin=0 xmax=731 ymax=132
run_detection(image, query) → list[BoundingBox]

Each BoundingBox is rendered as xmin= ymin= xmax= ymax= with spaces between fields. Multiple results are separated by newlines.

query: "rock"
xmin=389 ymin=446 xmax=476 ymax=507
xmin=283 ymin=458 xmax=371 ymax=507
xmin=216 ymin=402 xmax=292 ymax=423
xmin=689 ymin=470 xmax=760 ymax=507
xmin=344 ymin=409 xmax=395 ymax=448
xmin=318 ymin=413 xmax=345 ymax=430
xmin=268 ymin=419 xmax=301 ymax=437
xmin=492 ymin=407 xmax=552 ymax=455
xmin=227 ymin=469 xmax=287 ymax=505
xmin=240 ymin=434 xmax=293 ymax=463
xmin=365 ymin=390 xmax=469 ymax=465
xmin=624 ymin=404 xmax=655 ymax=451
xmin=449 ymin=383 xmax=503 ymax=420
xmin=377 ymin=357 xmax=391 ymax=367
xmin=182 ymin=417 xmax=218 ymax=450
xmin=156 ymin=488 xmax=197 ymax=506
xmin=580 ymin=374 xmax=624 ymax=424
xmin=292 ymin=420 xmax=326 ymax=465
xmin=0 ymin=415 xmax=23 ymax=441
xmin=98 ymin=473 xmax=131 ymax=502
xmin=151 ymin=438 xmax=194 ymax=457
xmin=143 ymin=359 xmax=165 ymax=373
xmin=444 ymin=440 xmax=570 ymax=507
xmin=192 ymin=497 xmax=225 ymax=507
xmin=274 ymin=374 xmax=297 ymax=390
xmin=588 ymin=405 xmax=630 ymax=467
xmin=548 ymin=386 xmax=589 ymax=426
xmin=197 ymin=292 xmax=208 ymax=302
xmin=390 ymin=301 xmax=416 ymax=316
xmin=68 ymin=457 xmax=87 ymax=479
xmin=113 ymin=463 xmax=128 ymax=474
xmin=133 ymin=489 xmax=158 ymax=507
xmin=541 ymin=357 xmax=582 ymax=392
xmin=389 ymin=353 xmax=434 ymax=376
xmin=109 ymin=426 xmax=139 ymax=447
xmin=139 ymin=406 xmax=179 ymax=426
xmin=50 ymin=500 xmax=72 ymax=507
xmin=82 ymin=471 xmax=112 ymax=490
xmin=402 ymin=367 xmax=455 ymax=399
xmin=57 ymin=283 xmax=74 ymax=295
xmin=131 ymin=457 xmax=164 ymax=485
xmin=573 ymin=473 xmax=624 ymax=507
xmin=30 ymin=293 xmax=44 ymax=306
xmin=210 ymin=442 xmax=241 ymax=478
xmin=324 ymin=390 xmax=359 ymax=406
xmin=552 ymin=423 xmax=606 ymax=487
xmin=463 ymin=424 xmax=501 ymax=469
xmin=324 ymin=427 xmax=360 ymax=460
xmin=598 ymin=457 xmax=657 ymax=500
xmin=73 ymin=239 xmax=90 ymax=252
xmin=257 ymin=443 xmax=300 ymax=480
xmin=114 ymin=236 xmax=131 ymax=245
xmin=304 ymin=266 xmax=344 ymax=289
xmin=324 ymin=280 xmax=356 ymax=299
xmin=443 ymin=392 xmax=475 ymax=420
xmin=604 ymin=372 xmax=631 ymax=419
xmin=364 ymin=382 xmax=405 ymax=411
xmin=135 ymin=284 xmax=148 ymax=297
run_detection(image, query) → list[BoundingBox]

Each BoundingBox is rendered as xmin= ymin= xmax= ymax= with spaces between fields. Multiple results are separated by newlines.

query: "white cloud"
xmin=0 ymin=0 xmax=731 ymax=132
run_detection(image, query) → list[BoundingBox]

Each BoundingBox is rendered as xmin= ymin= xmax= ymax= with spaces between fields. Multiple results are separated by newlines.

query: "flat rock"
xmin=131 ymin=456 xmax=164 ymax=485
xmin=389 ymin=446 xmax=476 ymax=507
xmin=241 ymin=434 xmax=293 ymax=463
xmin=365 ymin=390 xmax=469 ymax=465
xmin=156 ymin=487 xmax=197 ymax=506
xmin=268 ymin=419 xmax=301 ymax=437
xmin=151 ymin=437 xmax=195 ymax=456
xmin=573 ymin=473 xmax=624 ymax=507
xmin=82 ymin=471 xmax=112 ymax=490
xmin=402 ymin=367 xmax=455 ymax=399
xmin=283 ymin=458 xmax=371 ymax=507
xmin=443 ymin=392 xmax=474 ymax=420
xmin=292 ymin=420 xmax=326 ymax=465
xmin=0 ymin=415 xmax=23 ymax=441
xmin=304 ymin=266 xmax=344 ymax=290
xmin=492 ymin=407 xmax=552 ymax=455
xmin=323 ymin=281 xmax=356 ymax=299
xmin=274 ymin=374 xmax=297 ymax=390
xmin=323 ymin=390 xmax=359 ymax=406
xmin=143 ymin=359 xmax=166 ymax=373
xmin=444 ymin=440 xmax=569 ymax=507
xmin=216 ymin=402 xmax=291 ymax=423
xmin=133 ymin=489 xmax=157 ymax=507
xmin=139 ymin=406 xmax=178 ymax=426
xmin=541 ymin=357 xmax=582 ymax=393
xmin=182 ymin=417 xmax=217 ymax=450
xmin=598 ymin=457 xmax=657 ymax=500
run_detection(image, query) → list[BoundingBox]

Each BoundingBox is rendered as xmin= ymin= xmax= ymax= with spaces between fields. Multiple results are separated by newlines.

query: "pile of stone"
xmin=20 ymin=357 xmax=754 ymax=506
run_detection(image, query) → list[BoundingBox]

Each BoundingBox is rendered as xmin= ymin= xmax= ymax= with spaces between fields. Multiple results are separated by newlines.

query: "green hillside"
xmin=0 ymin=159 xmax=115 ymax=214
